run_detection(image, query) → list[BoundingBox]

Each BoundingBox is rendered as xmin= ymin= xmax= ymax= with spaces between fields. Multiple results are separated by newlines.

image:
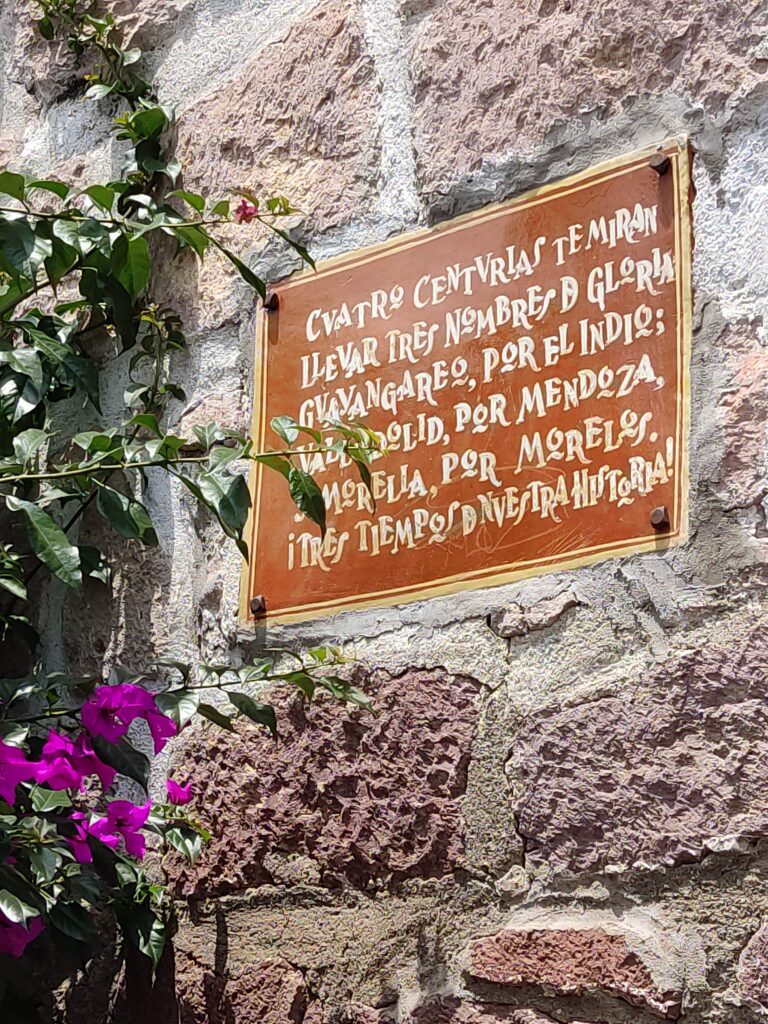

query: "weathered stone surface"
xmin=11 ymin=0 xmax=190 ymax=106
xmin=409 ymin=0 xmax=768 ymax=194
xmin=470 ymin=924 xmax=681 ymax=1019
xmin=176 ymin=1 xmax=380 ymax=233
xmin=737 ymin=921 xmax=768 ymax=1014
xmin=489 ymin=590 xmax=582 ymax=638
xmin=715 ymin=321 xmax=768 ymax=509
xmin=169 ymin=668 xmax=482 ymax=896
xmin=511 ymin=615 xmax=768 ymax=875
xmin=410 ymin=997 xmax=594 ymax=1023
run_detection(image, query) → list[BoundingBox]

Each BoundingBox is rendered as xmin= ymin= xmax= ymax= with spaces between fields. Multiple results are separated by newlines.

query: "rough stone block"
xmin=168 ymin=668 xmax=482 ymax=896
xmin=409 ymin=0 xmax=768 ymax=196
xmin=511 ymin=615 xmax=768 ymax=874
xmin=410 ymin=997 xmax=595 ymax=1023
xmin=737 ymin=921 xmax=768 ymax=1014
xmin=175 ymin=0 xmax=381 ymax=233
xmin=489 ymin=590 xmax=582 ymax=638
xmin=469 ymin=915 xmax=684 ymax=1019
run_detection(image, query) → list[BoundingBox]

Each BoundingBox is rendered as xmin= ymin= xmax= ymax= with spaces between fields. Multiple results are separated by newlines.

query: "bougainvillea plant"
xmin=0 ymin=0 xmax=379 ymax=976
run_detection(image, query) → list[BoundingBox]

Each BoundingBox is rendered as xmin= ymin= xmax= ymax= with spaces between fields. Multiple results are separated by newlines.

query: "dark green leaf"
xmin=116 ymin=901 xmax=165 ymax=968
xmin=91 ymin=735 xmax=150 ymax=790
xmin=5 ymin=496 xmax=82 ymax=588
xmin=0 ymin=220 xmax=52 ymax=282
xmin=198 ymin=469 xmax=250 ymax=536
xmin=227 ymin=693 xmax=277 ymax=737
xmin=112 ymin=233 xmax=151 ymax=300
xmin=95 ymin=485 xmax=158 ymax=546
xmin=79 ymin=545 xmax=111 ymax=585
xmin=288 ymin=467 xmax=326 ymax=536
xmin=49 ymin=901 xmax=98 ymax=944
xmin=198 ymin=703 xmax=235 ymax=731
xmin=210 ymin=240 xmax=266 ymax=298
xmin=36 ymin=16 xmax=54 ymax=40
xmin=0 ymin=171 xmax=26 ymax=201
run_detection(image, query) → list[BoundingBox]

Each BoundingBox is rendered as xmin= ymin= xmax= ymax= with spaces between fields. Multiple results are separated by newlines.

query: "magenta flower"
xmin=67 ymin=811 xmax=105 ymax=865
xmin=145 ymin=706 xmax=177 ymax=754
xmin=36 ymin=731 xmax=117 ymax=792
xmin=81 ymin=684 xmax=152 ymax=743
xmin=82 ymin=684 xmax=176 ymax=754
xmin=234 ymin=197 xmax=258 ymax=224
xmin=0 ymin=911 xmax=44 ymax=958
xmin=92 ymin=800 xmax=151 ymax=860
xmin=71 ymin=734 xmax=117 ymax=790
xmin=166 ymin=778 xmax=192 ymax=805
xmin=0 ymin=741 xmax=40 ymax=805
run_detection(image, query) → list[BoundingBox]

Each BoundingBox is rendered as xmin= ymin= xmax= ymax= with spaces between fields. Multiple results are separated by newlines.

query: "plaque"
xmin=240 ymin=138 xmax=693 ymax=624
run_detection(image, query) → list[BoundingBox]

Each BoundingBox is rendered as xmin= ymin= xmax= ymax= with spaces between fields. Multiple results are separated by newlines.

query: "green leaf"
xmin=95 ymin=485 xmax=158 ymax=545
xmin=44 ymin=234 xmax=79 ymax=286
xmin=0 ymin=573 xmax=27 ymax=601
xmin=192 ymin=423 xmax=224 ymax=450
xmin=83 ymin=185 xmax=115 ymax=213
xmin=85 ymin=83 xmax=116 ymax=100
xmin=5 ymin=496 xmax=82 ymax=588
xmin=198 ymin=703 xmax=235 ymax=731
xmin=36 ymin=16 xmax=54 ymax=40
xmin=271 ymin=416 xmax=321 ymax=445
xmin=198 ymin=469 xmax=250 ymax=536
xmin=49 ymin=900 xmax=98 ymax=944
xmin=164 ymin=827 xmax=204 ymax=865
xmin=117 ymin=901 xmax=165 ymax=968
xmin=30 ymin=787 xmax=72 ymax=812
xmin=91 ymin=735 xmax=150 ymax=790
xmin=209 ymin=199 xmax=230 ymax=218
xmin=320 ymin=675 xmax=373 ymax=711
xmin=12 ymin=428 xmax=48 ymax=466
xmin=288 ymin=467 xmax=326 ymax=536
xmin=112 ymin=233 xmax=151 ymax=300
xmin=154 ymin=689 xmax=200 ymax=728
xmin=79 ymin=545 xmax=111 ymax=585
xmin=256 ymin=453 xmax=291 ymax=479
xmin=131 ymin=106 xmax=169 ymax=140
xmin=23 ymin=326 xmax=100 ymax=411
xmin=172 ymin=224 xmax=210 ymax=259
xmin=227 ymin=693 xmax=277 ymax=737
xmin=0 ymin=890 xmax=40 ymax=927
xmin=282 ymin=670 xmax=315 ymax=700
xmin=28 ymin=179 xmax=70 ymax=199
xmin=0 ymin=349 xmax=44 ymax=388
xmin=0 ymin=171 xmax=26 ymax=201
xmin=0 ymin=219 xmax=52 ymax=282
xmin=29 ymin=847 xmax=61 ymax=884
xmin=169 ymin=190 xmax=204 ymax=213
xmin=210 ymin=241 xmax=266 ymax=298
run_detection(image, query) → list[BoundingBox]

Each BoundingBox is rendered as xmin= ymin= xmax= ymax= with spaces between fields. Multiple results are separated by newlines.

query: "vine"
xmin=0 ymin=0 xmax=380 ymax=980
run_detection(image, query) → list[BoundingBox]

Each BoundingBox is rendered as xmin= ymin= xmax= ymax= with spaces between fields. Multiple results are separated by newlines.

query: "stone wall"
xmin=3 ymin=0 xmax=768 ymax=1021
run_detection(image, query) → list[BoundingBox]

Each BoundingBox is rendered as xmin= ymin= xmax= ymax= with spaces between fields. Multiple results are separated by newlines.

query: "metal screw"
xmin=250 ymin=595 xmax=267 ymax=616
xmin=649 ymin=153 xmax=671 ymax=176
xmin=264 ymin=292 xmax=279 ymax=313
xmin=650 ymin=505 xmax=671 ymax=531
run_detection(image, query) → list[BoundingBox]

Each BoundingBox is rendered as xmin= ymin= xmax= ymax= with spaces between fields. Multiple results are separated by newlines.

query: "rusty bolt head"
xmin=650 ymin=505 xmax=671 ymax=531
xmin=264 ymin=292 xmax=279 ymax=313
xmin=250 ymin=595 xmax=267 ymax=616
xmin=650 ymin=153 xmax=671 ymax=176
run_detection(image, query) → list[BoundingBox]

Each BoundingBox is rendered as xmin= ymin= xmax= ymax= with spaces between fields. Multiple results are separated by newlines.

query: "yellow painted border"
xmin=239 ymin=136 xmax=693 ymax=626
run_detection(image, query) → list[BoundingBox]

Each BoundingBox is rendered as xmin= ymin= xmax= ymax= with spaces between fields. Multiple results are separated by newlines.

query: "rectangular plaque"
xmin=240 ymin=138 xmax=692 ymax=624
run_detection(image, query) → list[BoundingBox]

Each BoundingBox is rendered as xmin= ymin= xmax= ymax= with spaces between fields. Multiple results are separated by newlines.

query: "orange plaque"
xmin=241 ymin=139 xmax=693 ymax=624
